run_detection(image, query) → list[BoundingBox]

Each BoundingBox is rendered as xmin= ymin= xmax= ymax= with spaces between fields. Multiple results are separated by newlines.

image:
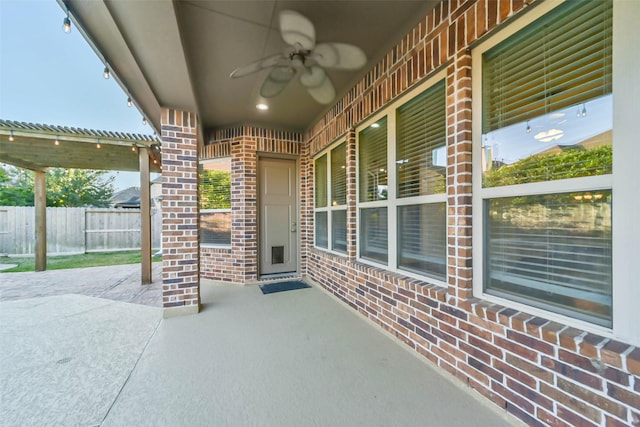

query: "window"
xmin=359 ymin=119 xmax=388 ymax=263
xmin=396 ymin=81 xmax=447 ymax=280
xmin=314 ymin=142 xmax=347 ymax=253
xmin=356 ymin=73 xmax=447 ymax=281
xmin=473 ymin=0 xmax=613 ymax=327
xmin=199 ymin=158 xmax=231 ymax=246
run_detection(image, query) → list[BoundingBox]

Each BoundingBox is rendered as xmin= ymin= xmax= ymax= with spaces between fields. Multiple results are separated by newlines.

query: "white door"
xmin=259 ymin=158 xmax=298 ymax=275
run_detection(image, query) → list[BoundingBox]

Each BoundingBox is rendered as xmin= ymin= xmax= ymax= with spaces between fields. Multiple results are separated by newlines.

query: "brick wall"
xmin=161 ymin=109 xmax=200 ymax=310
xmin=302 ymin=1 xmax=640 ymax=426
xmin=200 ymin=126 xmax=303 ymax=284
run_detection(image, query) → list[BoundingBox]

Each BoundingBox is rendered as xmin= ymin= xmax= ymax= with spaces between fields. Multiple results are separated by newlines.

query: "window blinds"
xmin=331 ymin=143 xmax=347 ymax=206
xmin=396 ymin=80 xmax=446 ymax=198
xmin=315 ymin=154 xmax=327 ymax=208
xmin=482 ymin=0 xmax=612 ymax=133
xmin=359 ymin=118 xmax=388 ymax=202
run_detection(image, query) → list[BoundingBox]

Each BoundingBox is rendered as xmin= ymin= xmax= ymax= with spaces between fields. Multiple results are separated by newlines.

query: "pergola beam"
xmin=139 ymin=147 xmax=152 ymax=284
xmin=34 ymin=171 xmax=46 ymax=272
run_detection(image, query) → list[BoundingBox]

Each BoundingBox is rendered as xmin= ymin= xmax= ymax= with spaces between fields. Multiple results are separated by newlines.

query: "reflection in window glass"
xmin=200 ymin=212 xmax=231 ymax=245
xmin=331 ymin=210 xmax=347 ymax=253
xmin=485 ymin=191 xmax=612 ymax=326
xmin=398 ymin=203 xmax=446 ymax=280
xmin=315 ymin=212 xmax=328 ymax=249
xmin=200 ymin=158 xmax=231 ymax=246
xmin=482 ymin=95 xmax=612 ymax=188
xmin=200 ymin=159 xmax=231 ymax=210
xmin=360 ymin=207 xmax=388 ymax=264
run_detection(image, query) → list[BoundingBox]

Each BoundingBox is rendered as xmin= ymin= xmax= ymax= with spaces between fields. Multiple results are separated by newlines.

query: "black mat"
xmin=259 ymin=280 xmax=311 ymax=295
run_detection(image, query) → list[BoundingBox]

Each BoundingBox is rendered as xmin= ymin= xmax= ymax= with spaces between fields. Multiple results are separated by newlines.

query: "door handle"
xmin=291 ymin=222 xmax=297 ymax=232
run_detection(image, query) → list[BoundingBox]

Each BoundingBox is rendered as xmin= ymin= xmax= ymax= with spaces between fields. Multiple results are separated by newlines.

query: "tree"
xmin=483 ymin=145 xmax=612 ymax=188
xmin=0 ymin=164 xmax=33 ymax=206
xmin=0 ymin=165 xmax=115 ymax=207
xmin=199 ymin=169 xmax=231 ymax=209
xmin=46 ymin=169 xmax=115 ymax=207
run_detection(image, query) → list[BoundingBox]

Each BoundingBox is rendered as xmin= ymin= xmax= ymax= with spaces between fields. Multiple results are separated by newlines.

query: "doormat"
xmin=259 ymin=280 xmax=311 ymax=295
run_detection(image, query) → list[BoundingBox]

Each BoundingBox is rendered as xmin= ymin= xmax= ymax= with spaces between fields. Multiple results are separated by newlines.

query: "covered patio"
xmin=0 ymin=272 xmax=515 ymax=426
xmin=2 ymin=0 xmax=639 ymax=425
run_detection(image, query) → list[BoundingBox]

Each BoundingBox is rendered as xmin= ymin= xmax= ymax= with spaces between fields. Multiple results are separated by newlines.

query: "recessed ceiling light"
xmin=256 ymin=103 xmax=269 ymax=111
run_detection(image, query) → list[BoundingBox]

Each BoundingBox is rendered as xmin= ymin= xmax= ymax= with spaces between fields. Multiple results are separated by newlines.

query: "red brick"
xmin=607 ymin=381 xmax=640 ymax=410
xmin=626 ymin=347 xmax=640 ymax=376
xmin=542 ymin=356 xmax=603 ymax=391
xmin=541 ymin=382 xmax=602 ymax=424
xmin=557 ymin=377 xmax=626 ymax=419
xmin=557 ymin=405 xmax=600 ymax=427
xmin=536 ymin=407 xmax=573 ymax=427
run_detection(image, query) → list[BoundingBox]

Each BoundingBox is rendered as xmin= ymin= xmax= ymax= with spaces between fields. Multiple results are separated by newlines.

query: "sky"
xmin=0 ymin=0 xmax=155 ymax=191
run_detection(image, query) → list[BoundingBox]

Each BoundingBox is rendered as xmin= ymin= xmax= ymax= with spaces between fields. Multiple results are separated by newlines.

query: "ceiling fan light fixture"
xmin=230 ymin=10 xmax=366 ymax=105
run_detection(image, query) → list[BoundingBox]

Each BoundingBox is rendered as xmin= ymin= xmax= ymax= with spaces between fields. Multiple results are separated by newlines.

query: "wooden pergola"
xmin=0 ymin=119 xmax=161 ymax=284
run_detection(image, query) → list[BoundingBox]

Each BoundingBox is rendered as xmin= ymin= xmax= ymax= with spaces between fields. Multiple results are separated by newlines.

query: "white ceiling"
xmin=62 ymin=0 xmax=440 ymax=132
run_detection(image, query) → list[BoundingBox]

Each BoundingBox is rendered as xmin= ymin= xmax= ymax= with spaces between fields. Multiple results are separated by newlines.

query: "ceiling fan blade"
xmin=260 ymin=66 xmax=295 ymax=98
xmin=230 ymin=54 xmax=284 ymax=78
xmin=300 ymin=66 xmax=335 ymax=104
xmin=312 ymin=43 xmax=367 ymax=70
xmin=279 ymin=10 xmax=315 ymax=50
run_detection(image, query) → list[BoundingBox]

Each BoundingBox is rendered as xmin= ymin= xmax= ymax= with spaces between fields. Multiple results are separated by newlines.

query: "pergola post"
xmin=34 ymin=170 xmax=46 ymax=271
xmin=140 ymin=146 xmax=152 ymax=284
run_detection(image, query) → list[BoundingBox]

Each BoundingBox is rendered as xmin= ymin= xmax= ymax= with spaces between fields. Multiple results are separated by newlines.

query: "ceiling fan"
xmin=229 ymin=10 xmax=367 ymax=104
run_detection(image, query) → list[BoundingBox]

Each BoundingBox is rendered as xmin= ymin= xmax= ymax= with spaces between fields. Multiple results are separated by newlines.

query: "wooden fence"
xmin=0 ymin=206 xmax=161 ymax=256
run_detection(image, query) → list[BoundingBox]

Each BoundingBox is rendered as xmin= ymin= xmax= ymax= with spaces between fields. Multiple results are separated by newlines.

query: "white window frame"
xmin=355 ymin=70 xmax=448 ymax=284
xmin=199 ymin=157 xmax=232 ymax=248
xmin=314 ymin=139 xmax=348 ymax=255
xmin=472 ymin=0 xmax=639 ymax=346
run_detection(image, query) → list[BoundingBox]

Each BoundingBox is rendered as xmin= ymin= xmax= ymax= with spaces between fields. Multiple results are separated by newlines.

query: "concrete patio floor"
xmin=0 ymin=263 xmax=162 ymax=306
xmin=0 ymin=266 xmax=519 ymax=426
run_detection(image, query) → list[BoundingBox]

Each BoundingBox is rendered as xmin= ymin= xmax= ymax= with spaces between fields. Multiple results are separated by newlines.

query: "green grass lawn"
xmin=0 ymin=251 xmax=162 ymax=273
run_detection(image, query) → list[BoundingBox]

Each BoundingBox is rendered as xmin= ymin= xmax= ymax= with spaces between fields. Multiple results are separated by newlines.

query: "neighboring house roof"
xmin=111 ymin=186 xmax=140 ymax=202
xmin=114 ymin=195 xmax=141 ymax=209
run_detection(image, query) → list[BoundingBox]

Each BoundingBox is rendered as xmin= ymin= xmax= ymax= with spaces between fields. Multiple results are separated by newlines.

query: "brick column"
xmin=446 ymin=51 xmax=473 ymax=302
xmin=345 ymin=128 xmax=357 ymax=260
xmin=160 ymin=108 xmax=200 ymax=315
xmin=299 ymin=139 xmax=311 ymax=276
xmin=230 ymin=130 xmax=258 ymax=283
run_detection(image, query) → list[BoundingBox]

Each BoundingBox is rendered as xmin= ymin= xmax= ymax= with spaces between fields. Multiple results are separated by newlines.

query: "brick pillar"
xmin=230 ymin=129 xmax=258 ymax=283
xmin=160 ymin=108 xmax=200 ymax=314
xmin=446 ymin=51 xmax=473 ymax=302
xmin=345 ymin=128 xmax=357 ymax=260
xmin=299 ymin=139 xmax=311 ymax=276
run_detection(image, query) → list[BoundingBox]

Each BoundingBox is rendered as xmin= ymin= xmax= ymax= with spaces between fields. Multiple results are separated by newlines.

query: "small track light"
xmin=131 ymin=145 xmax=137 ymax=152
xmin=9 ymin=130 xmax=15 ymax=141
xmin=142 ymin=117 xmax=147 ymax=125
xmin=103 ymin=65 xmax=110 ymax=79
xmin=127 ymin=97 xmax=132 ymax=107
xmin=63 ymin=12 xmax=71 ymax=33
xmin=54 ymin=136 xmax=60 ymax=146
